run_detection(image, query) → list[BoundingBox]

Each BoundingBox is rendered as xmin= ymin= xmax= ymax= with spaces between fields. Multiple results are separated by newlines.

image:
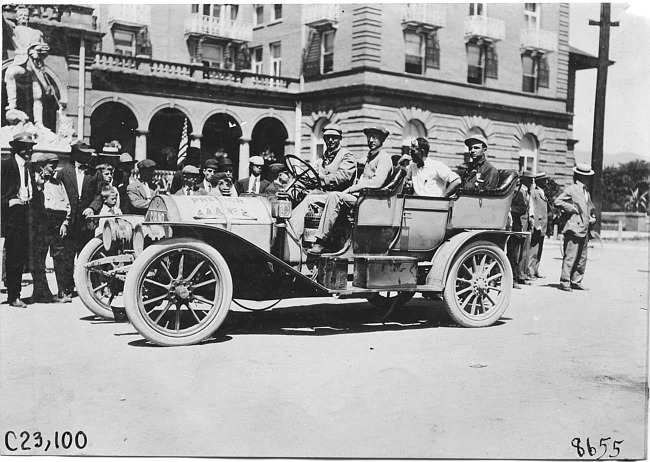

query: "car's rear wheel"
xmin=75 ymin=238 xmax=126 ymax=319
xmin=124 ymin=238 xmax=233 ymax=346
xmin=442 ymin=240 xmax=512 ymax=327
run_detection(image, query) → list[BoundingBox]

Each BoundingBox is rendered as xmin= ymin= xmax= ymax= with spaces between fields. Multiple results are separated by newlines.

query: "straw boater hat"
xmin=9 ymin=132 xmax=37 ymax=147
xmin=573 ymin=163 xmax=594 ymax=176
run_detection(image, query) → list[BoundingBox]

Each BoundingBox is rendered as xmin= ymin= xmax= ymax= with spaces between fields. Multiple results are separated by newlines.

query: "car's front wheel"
xmin=124 ymin=238 xmax=233 ymax=346
xmin=442 ymin=240 xmax=512 ymax=327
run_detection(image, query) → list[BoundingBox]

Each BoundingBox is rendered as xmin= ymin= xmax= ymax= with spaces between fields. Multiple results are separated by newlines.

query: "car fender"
xmin=425 ymin=230 xmax=512 ymax=291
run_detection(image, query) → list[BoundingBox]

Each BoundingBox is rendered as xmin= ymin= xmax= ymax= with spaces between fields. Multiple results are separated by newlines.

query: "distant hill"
xmin=573 ymin=150 xmax=648 ymax=167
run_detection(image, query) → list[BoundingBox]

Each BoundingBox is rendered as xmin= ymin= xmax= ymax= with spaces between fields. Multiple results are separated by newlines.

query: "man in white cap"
xmin=527 ymin=172 xmax=550 ymax=280
xmin=459 ymin=134 xmax=499 ymax=191
xmin=554 ymin=163 xmax=596 ymax=291
xmin=235 ymin=156 xmax=271 ymax=195
xmin=309 ymin=126 xmax=393 ymax=254
xmin=174 ymin=165 xmax=206 ymax=196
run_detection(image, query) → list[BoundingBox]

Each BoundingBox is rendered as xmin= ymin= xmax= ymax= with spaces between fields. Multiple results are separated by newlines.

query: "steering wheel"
xmin=283 ymin=155 xmax=322 ymax=204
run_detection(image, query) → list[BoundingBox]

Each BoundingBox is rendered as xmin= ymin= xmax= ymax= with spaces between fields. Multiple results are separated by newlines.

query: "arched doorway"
xmin=311 ymin=118 xmax=329 ymax=162
xmin=519 ymin=133 xmax=538 ymax=174
xmin=202 ymin=113 xmax=242 ymax=177
xmin=90 ymin=102 xmax=138 ymax=155
xmin=148 ymin=108 xmax=192 ymax=170
xmin=401 ymin=119 xmax=426 ymax=155
xmin=251 ymin=117 xmax=288 ymax=164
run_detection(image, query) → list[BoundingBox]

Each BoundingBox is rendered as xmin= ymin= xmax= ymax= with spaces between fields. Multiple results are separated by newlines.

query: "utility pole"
xmin=588 ymin=3 xmax=618 ymax=233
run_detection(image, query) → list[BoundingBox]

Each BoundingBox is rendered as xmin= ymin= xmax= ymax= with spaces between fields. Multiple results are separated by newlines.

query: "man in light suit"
xmin=554 ymin=164 xmax=596 ymax=292
xmin=1 ymin=132 xmax=36 ymax=307
xmin=235 ymin=156 xmax=271 ymax=195
xmin=127 ymin=159 xmax=162 ymax=214
xmin=527 ymin=172 xmax=550 ymax=280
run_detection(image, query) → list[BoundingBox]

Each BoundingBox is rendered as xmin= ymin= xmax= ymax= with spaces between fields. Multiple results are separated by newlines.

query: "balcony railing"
xmin=303 ymin=4 xmax=340 ymax=27
xmin=107 ymin=5 xmax=151 ymax=27
xmin=184 ymin=13 xmax=253 ymax=42
xmin=92 ymin=52 xmax=298 ymax=90
xmin=520 ymin=28 xmax=558 ymax=53
xmin=402 ymin=3 xmax=446 ymax=29
xmin=464 ymin=15 xmax=505 ymax=42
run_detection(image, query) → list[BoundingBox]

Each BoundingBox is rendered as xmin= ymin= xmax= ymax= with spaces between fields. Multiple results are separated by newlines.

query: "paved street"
xmin=0 ymin=238 xmax=647 ymax=459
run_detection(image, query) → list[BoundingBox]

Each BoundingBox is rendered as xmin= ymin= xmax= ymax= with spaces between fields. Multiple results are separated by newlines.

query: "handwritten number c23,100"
xmin=4 ymin=431 xmax=87 ymax=452
xmin=571 ymin=437 xmax=623 ymax=459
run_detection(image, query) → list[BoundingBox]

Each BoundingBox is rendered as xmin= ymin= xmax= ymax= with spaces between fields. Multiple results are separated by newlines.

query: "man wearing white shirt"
xmin=404 ymin=137 xmax=460 ymax=197
xmin=1 ymin=133 xmax=37 ymax=307
xmin=235 ymin=156 xmax=271 ymax=195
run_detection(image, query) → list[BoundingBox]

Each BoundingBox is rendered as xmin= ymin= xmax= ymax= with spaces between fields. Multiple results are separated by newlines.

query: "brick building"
xmin=1 ymin=3 xmax=598 ymax=183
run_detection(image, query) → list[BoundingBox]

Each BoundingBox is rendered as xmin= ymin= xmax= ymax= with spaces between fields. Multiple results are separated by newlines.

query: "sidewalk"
xmin=599 ymin=229 xmax=649 ymax=242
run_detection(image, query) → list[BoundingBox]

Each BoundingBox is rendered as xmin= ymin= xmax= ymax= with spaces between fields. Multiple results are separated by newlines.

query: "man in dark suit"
xmin=1 ymin=132 xmax=37 ymax=307
xmin=527 ymin=172 xmax=550 ymax=280
xmin=507 ymin=173 xmax=533 ymax=289
xmin=55 ymin=141 xmax=102 ymax=296
xmin=235 ymin=156 xmax=271 ymax=195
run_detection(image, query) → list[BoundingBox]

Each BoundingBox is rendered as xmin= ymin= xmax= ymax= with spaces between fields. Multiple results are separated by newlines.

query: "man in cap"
xmin=310 ymin=126 xmax=393 ymax=254
xmin=201 ymin=158 xmax=221 ymax=195
xmin=527 ymin=172 xmax=550 ymax=280
xmin=217 ymin=157 xmax=238 ymax=196
xmin=115 ymin=152 xmax=136 ymax=213
xmin=404 ymin=137 xmax=460 ymax=197
xmin=507 ymin=172 xmax=534 ymax=288
xmin=459 ymin=134 xmax=499 ymax=191
xmin=30 ymin=152 xmax=73 ymax=303
xmin=235 ymin=156 xmax=271 ymax=195
xmin=286 ymin=122 xmax=356 ymax=243
xmin=174 ymin=165 xmax=206 ymax=196
xmin=211 ymin=172 xmax=236 ymax=197
xmin=554 ymin=163 xmax=596 ymax=291
xmin=127 ymin=159 xmax=160 ymax=215
xmin=265 ymin=163 xmax=291 ymax=196
xmin=1 ymin=132 xmax=37 ymax=307
xmin=170 ymin=146 xmax=202 ymax=195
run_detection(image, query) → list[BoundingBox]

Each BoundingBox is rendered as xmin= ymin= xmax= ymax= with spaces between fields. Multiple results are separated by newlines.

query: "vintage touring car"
xmin=77 ymin=155 xmax=522 ymax=346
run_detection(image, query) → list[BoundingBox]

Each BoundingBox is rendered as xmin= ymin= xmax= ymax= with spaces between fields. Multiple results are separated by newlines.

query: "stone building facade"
xmin=2 ymin=3 xmax=597 ymax=184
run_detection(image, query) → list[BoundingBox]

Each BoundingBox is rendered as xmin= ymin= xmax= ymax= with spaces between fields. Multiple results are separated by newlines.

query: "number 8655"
xmin=571 ymin=437 xmax=623 ymax=459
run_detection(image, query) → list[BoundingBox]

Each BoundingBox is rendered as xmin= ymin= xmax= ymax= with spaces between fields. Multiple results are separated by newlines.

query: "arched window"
xmin=312 ymin=118 xmax=329 ymax=162
xmin=519 ymin=133 xmax=538 ymax=173
xmin=401 ymin=119 xmax=426 ymax=155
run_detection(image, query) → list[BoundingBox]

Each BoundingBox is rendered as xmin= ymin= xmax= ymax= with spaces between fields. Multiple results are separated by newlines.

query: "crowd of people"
xmin=1 ymin=123 xmax=596 ymax=307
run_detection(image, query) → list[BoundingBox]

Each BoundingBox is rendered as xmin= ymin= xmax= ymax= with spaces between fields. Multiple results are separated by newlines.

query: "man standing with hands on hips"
xmin=554 ymin=164 xmax=596 ymax=292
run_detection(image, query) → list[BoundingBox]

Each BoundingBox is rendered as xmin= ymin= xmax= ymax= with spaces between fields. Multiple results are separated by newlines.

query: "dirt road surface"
xmin=1 ymin=239 xmax=647 ymax=459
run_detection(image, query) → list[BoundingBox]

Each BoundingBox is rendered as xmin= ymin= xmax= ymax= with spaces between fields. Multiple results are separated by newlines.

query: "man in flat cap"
xmin=170 ymin=146 xmax=202 ymax=195
xmin=265 ymin=163 xmax=292 ymax=196
xmin=554 ymin=163 xmax=596 ymax=291
xmin=287 ymin=122 xmax=356 ymax=241
xmin=236 ymin=156 xmax=271 ymax=195
xmin=217 ymin=157 xmax=238 ymax=197
xmin=127 ymin=159 xmax=161 ymax=215
xmin=459 ymin=134 xmax=499 ymax=191
xmin=2 ymin=133 xmax=37 ymax=307
xmin=310 ymin=125 xmax=393 ymax=254
xmin=527 ymin=172 xmax=550 ymax=280
xmin=201 ymin=158 xmax=221 ymax=195
xmin=30 ymin=152 xmax=73 ymax=303
xmin=175 ymin=165 xmax=206 ymax=196
xmin=211 ymin=172 xmax=236 ymax=197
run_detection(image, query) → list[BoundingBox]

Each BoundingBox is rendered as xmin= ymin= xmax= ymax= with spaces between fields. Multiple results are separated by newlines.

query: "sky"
xmin=569 ymin=1 xmax=650 ymax=163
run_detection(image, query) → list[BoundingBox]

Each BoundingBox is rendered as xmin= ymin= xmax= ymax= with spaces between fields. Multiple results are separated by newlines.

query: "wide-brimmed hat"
xmin=322 ymin=123 xmax=343 ymax=137
xmin=249 ymin=156 xmax=265 ymax=166
xmin=573 ymin=163 xmax=594 ymax=176
xmin=464 ymin=134 xmax=488 ymax=148
xmin=32 ymin=153 xmax=59 ymax=164
xmin=70 ymin=140 xmax=94 ymax=154
xmin=182 ymin=165 xmax=200 ymax=175
xmin=9 ymin=132 xmax=37 ymax=147
xmin=137 ymin=159 xmax=156 ymax=170
xmin=119 ymin=153 xmax=135 ymax=164
xmin=363 ymin=126 xmax=389 ymax=141
xmin=522 ymin=171 xmax=535 ymax=179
